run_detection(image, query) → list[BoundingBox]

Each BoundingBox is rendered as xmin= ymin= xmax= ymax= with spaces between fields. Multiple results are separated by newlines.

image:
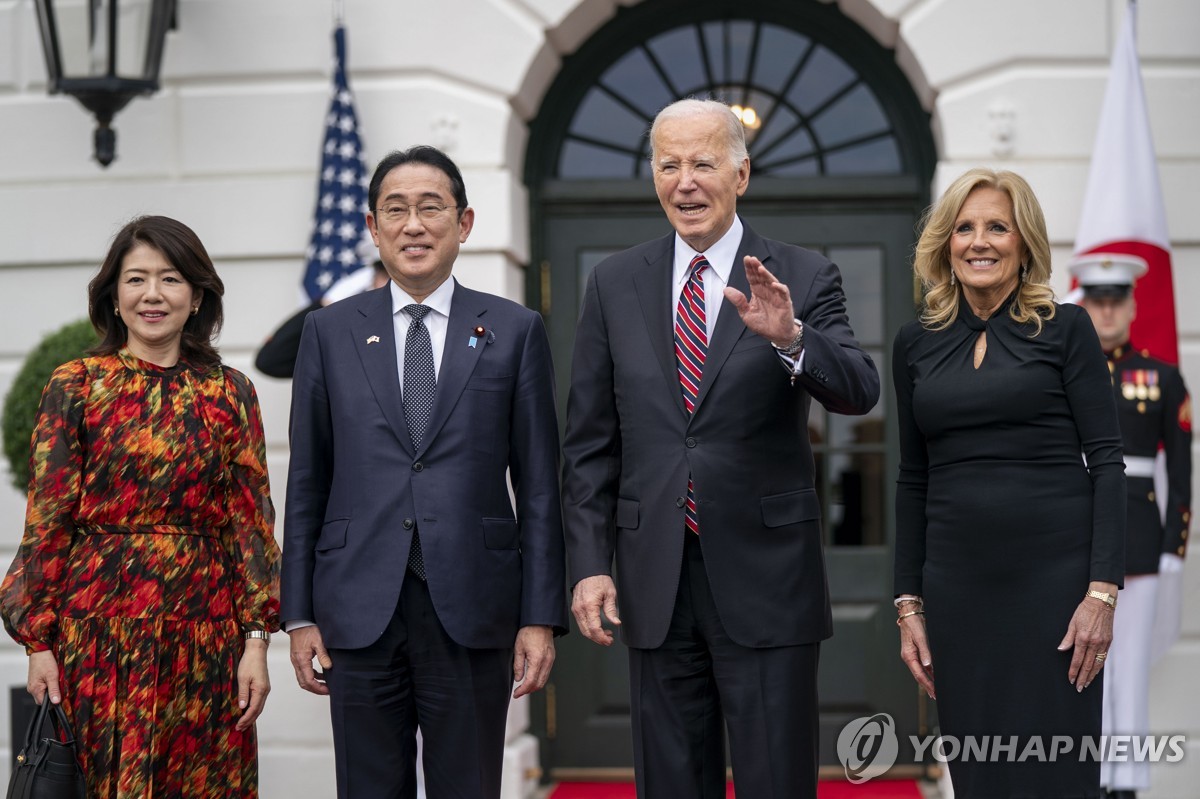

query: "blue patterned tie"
xmin=674 ymin=255 xmax=708 ymax=534
xmin=403 ymin=304 xmax=436 ymax=579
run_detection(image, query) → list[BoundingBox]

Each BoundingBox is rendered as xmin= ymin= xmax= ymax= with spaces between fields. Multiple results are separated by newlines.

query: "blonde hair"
xmin=913 ymin=168 xmax=1056 ymax=334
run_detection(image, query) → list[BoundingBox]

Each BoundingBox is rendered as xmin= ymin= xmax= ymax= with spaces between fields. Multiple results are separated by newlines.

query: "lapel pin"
xmin=469 ymin=325 xmax=487 ymax=349
xmin=366 ymin=335 xmax=380 ymax=344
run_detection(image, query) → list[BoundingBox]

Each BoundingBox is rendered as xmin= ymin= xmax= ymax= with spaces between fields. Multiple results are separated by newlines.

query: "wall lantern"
xmin=34 ymin=0 xmax=177 ymax=167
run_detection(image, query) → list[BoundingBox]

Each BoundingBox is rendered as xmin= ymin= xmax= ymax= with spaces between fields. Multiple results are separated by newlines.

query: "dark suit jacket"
xmin=255 ymin=301 xmax=320 ymax=378
xmin=562 ymin=223 xmax=880 ymax=650
xmin=282 ymin=279 xmax=567 ymax=650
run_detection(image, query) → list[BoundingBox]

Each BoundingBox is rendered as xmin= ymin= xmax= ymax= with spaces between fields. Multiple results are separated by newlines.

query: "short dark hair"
xmin=368 ymin=145 xmax=468 ymax=213
xmin=87 ymin=215 xmax=225 ymax=371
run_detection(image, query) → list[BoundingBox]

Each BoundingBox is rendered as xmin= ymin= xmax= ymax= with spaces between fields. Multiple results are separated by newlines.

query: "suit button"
xmin=403 ymin=518 xmax=414 ymax=530
xmin=413 ymin=462 xmax=424 ymax=472
xmin=1148 ymin=491 xmax=1155 ymax=502
xmin=1179 ymin=546 xmax=1186 ymax=556
xmin=685 ymin=437 xmax=697 ymax=448
xmin=675 ymin=497 xmax=686 ymax=508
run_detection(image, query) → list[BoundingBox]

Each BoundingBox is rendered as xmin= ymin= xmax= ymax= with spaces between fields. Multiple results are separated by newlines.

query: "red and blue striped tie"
xmin=674 ymin=254 xmax=708 ymax=534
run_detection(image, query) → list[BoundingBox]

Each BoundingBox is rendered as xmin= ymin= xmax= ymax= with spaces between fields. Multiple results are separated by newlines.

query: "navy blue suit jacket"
xmin=282 ymin=279 xmax=567 ymax=650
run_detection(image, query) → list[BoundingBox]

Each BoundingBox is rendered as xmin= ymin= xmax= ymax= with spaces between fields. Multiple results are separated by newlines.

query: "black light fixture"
xmin=34 ymin=0 xmax=177 ymax=167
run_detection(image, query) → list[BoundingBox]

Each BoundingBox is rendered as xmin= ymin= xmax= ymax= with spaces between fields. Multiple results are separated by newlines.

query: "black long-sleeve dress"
xmin=893 ymin=296 xmax=1125 ymax=799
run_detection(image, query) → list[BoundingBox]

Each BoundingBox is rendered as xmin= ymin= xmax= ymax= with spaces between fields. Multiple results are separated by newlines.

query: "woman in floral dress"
xmin=1 ymin=215 xmax=281 ymax=798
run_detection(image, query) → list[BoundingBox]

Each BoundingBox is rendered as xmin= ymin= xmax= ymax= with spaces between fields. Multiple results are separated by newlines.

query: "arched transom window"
xmin=557 ymin=18 xmax=903 ymax=179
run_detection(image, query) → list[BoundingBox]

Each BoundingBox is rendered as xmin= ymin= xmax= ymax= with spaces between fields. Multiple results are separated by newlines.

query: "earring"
xmin=114 ymin=303 xmax=119 ymax=313
xmin=1020 ymin=263 xmax=1028 ymax=283
xmin=949 ymin=271 xmax=957 ymax=286
xmin=191 ymin=306 xmax=199 ymax=316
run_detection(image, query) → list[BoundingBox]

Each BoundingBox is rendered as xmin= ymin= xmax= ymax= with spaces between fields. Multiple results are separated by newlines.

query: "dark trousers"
xmin=325 ymin=574 xmax=514 ymax=799
xmin=629 ymin=532 xmax=820 ymax=799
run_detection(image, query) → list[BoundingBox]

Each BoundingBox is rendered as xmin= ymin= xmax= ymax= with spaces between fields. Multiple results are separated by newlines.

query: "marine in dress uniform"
xmin=1072 ymin=253 xmax=1193 ymax=799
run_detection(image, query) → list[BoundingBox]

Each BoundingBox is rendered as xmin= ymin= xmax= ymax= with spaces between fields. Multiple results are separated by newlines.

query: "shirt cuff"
xmin=775 ymin=348 xmax=806 ymax=374
xmin=284 ymin=619 xmax=316 ymax=633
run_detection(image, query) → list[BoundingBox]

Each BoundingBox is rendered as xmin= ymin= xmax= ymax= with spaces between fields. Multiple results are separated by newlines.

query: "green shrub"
xmin=2 ymin=320 xmax=98 ymax=491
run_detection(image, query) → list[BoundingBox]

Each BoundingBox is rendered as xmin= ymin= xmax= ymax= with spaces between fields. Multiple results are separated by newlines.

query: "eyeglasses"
xmin=376 ymin=202 xmax=460 ymax=223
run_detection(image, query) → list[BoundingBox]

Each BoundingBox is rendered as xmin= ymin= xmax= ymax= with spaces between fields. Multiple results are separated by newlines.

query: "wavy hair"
xmin=88 ymin=216 xmax=225 ymax=371
xmin=913 ymin=168 xmax=1056 ymax=334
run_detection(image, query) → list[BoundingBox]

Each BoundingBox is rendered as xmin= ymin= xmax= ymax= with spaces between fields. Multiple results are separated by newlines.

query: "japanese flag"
xmin=1073 ymin=0 xmax=1178 ymax=365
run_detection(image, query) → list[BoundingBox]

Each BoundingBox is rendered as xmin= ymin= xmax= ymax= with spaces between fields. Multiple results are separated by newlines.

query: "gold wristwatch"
xmin=1085 ymin=589 xmax=1117 ymax=609
xmin=245 ymin=630 xmax=271 ymax=642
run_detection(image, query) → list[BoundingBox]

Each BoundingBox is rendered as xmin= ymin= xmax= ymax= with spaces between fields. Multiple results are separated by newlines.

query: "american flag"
xmin=303 ymin=25 xmax=370 ymax=302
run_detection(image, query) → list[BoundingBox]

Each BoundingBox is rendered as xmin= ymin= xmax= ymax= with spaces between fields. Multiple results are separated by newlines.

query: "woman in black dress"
xmin=893 ymin=168 xmax=1125 ymax=798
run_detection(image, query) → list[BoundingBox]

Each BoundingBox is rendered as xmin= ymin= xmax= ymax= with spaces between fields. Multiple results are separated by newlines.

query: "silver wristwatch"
xmin=771 ymin=318 xmax=805 ymax=358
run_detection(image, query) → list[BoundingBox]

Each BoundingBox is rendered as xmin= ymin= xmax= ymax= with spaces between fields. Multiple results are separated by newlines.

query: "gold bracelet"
xmin=896 ymin=610 xmax=925 ymax=626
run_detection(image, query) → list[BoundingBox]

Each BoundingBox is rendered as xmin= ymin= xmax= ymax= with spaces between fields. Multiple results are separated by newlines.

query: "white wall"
xmin=0 ymin=0 xmax=1197 ymax=796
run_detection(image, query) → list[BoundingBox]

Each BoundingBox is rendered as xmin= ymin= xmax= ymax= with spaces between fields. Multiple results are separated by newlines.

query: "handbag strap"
xmin=46 ymin=702 xmax=77 ymax=745
xmin=20 ymin=697 xmax=53 ymax=753
xmin=21 ymin=699 xmax=77 ymax=756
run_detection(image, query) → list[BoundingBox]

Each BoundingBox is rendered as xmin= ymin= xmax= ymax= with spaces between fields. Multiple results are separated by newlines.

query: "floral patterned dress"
xmin=0 ymin=350 xmax=281 ymax=799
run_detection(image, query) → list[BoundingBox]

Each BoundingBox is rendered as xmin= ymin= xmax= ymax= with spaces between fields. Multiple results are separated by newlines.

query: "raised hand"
xmin=723 ymin=255 xmax=797 ymax=345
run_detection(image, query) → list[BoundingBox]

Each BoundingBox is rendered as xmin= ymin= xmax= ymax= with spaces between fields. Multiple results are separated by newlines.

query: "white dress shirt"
xmin=391 ymin=277 xmax=454 ymax=385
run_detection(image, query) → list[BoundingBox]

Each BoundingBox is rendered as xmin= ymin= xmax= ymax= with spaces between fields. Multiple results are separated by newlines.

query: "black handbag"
xmin=6 ymin=699 xmax=85 ymax=799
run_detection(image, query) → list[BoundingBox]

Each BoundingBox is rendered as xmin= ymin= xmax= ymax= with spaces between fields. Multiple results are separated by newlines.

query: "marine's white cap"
xmin=1068 ymin=253 xmax=1148 ymax=299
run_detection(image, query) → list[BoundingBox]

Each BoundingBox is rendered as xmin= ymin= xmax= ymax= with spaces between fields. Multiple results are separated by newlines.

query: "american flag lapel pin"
xmin=366 ymin=335 xmax=380 ymax=344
